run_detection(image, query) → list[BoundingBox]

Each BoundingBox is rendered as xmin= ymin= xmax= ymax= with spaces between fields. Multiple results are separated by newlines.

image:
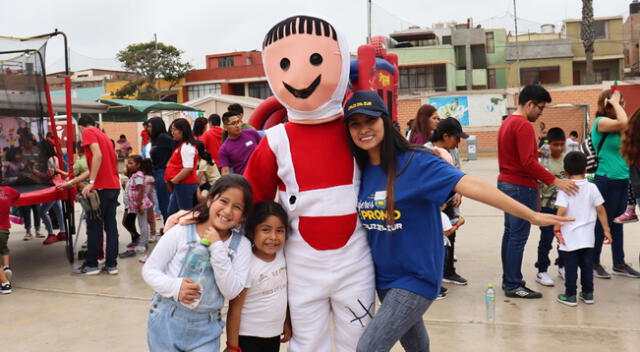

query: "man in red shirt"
xmin=200 ymin=113 xmax=223 ymax=165
xmin=498 ymin=84 xmax=577 ymax=299
xmin=59 ymin=116 xmax=121 ymax=276
xmin=141 ymin=121 xmax=150 ymax=150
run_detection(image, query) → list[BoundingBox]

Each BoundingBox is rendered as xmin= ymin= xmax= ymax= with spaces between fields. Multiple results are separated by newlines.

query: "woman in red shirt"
xmin=165 ymin=118 xmax=199 ymax=217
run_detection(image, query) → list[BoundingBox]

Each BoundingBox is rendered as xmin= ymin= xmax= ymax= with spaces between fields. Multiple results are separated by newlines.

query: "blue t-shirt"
xmin=357 ymin=150 xmax=465 ymax=300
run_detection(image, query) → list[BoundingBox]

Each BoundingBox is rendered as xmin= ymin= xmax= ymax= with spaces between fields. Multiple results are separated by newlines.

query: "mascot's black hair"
xmin=263 ymin=15 xmax=337 ymax=48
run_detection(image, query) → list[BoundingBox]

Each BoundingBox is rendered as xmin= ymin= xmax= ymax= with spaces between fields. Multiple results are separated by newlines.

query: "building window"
xmin=594 ymin=20 xmax=608 ymax=40
xmin=248 ymin=82 xmax=272 ymax=99
xmin=218 ymin=56 xmax=234 ymax=68
xmin=594 ymin=69 xmax=610 ymax=83
xmin=187 ymin=83 xmax=221 ymax=100
xmin=442 ymin=35 xmax=452 ymax=45
xmin=246 ymin=57 xmax=253 ymax=65
xmin=399 ymin=65 xmax=446 ymax=93
xmin=485 ymin=32 xmax=495 ymax=53
xmin=520 ymin=66 xmax=560 ymax=85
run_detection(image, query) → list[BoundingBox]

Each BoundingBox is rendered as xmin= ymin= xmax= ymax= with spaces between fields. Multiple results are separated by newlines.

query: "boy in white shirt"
xmin=554 ymin=152 xmax=611 ymax=306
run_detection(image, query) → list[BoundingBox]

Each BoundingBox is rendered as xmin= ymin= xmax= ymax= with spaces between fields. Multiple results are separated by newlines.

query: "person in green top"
xmin=72 ymin=142 xmax=89 ymax=192
xmin=590 ymin=89 xmax=640 ymax=279
xmin=535 ymin=128 xmax=567 ymax=287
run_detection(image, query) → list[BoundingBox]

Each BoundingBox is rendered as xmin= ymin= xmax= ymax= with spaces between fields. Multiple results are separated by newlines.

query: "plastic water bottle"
xmin=540 ymin=139 xmax=551 ymax=169
xmin=178 ymin=238 xmax=211 ymax=309
xmin=485 ymin=284 xmax=496 ymax=322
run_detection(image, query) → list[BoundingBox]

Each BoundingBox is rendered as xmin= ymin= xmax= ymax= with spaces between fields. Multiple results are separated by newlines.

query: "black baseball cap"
xmin=343 ymin=90 xmax=388 ymax=122
xmin=435 ymin=117 xmax=469 ymax=139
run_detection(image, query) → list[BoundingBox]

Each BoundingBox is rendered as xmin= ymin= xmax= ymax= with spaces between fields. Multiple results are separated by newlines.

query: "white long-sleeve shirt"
xmin=142 ymin=224 xmax=251 ymax=301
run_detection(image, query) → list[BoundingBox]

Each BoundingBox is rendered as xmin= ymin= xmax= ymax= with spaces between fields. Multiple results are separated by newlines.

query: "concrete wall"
xmin=486 ymin=29 xmax=507 ymax=67
xmin=390 ymin=45 xmax=456 ymax=65
xmin=624 ymin=14 xmax=640 ymax=69
xmin=572 ymin=59 xmax=623 ymax=84
xmin=565 ymin=17 xmax=624 ymax=59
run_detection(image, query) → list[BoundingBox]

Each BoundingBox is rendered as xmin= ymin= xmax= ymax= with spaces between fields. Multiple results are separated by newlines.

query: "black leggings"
xmin=627 ymin=185 xmax=637 ymax=206
xmin=238 ymin=335 xmax=280 ymax=352
xmin=122 ymin=211 xmax=139 ymax=243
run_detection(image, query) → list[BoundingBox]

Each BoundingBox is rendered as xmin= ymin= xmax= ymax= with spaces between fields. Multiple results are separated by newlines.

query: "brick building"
xmin=183 ymin=51 xmax=271 ymax=101
xmin=624 ymin=1 xmax=640 ymax=75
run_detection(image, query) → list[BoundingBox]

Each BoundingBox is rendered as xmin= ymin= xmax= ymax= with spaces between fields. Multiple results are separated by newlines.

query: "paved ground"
xmin=2 ymin=157 xmax=640 ymax=352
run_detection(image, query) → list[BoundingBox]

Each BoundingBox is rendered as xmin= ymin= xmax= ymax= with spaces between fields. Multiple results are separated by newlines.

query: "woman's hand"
xmin=202 ymin=226 xmax=222 ymax=244
xmin=281 ymin=317 xmax=293 ymax=343
xmin=166 ymin=180 xmax=174 ymax=194
xmin=606 ymin=90 xmax=621 ymax=107
xmin=178 ymin=278 xmax=201 ymax=304
xmin=529 ymin=212 xmax=574 ymax=228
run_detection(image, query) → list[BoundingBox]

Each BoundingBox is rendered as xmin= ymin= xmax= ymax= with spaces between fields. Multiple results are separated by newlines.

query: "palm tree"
xmin=581 ymin=0 xmax=595 ymax=84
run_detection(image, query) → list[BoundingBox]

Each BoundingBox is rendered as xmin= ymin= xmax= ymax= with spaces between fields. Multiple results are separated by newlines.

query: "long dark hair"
xmin=347 ymin=113 xmax=423 ymax=224
xmin=168 ymin=118 xmax=196 ymax=146
xmin=193 ymin=140 xmax=214 ymax=166
xmin=184 ymin=174 xmax=254 ymax=225
xmin=411 ymin=104 xmax=437 ymax=144
xmin=622 ymin=108 xmax=640 ymax=166
xmin=244 ymin=201 xmax=289 ymax=243
xmin=193 ymin=117 xmax=208 ymax=137
xmin=148 ymin=117 xmax=168 ymax=142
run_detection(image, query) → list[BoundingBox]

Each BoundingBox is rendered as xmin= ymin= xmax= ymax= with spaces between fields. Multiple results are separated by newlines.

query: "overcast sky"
xmin=0 ymin=0 xmax=631 ymax=72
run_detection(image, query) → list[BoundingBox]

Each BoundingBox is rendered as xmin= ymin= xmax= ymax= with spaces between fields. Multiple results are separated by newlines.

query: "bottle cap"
xmin=200 ymin=238 xmax=211 ymax=247
xmin=487 ymin=283 xmax=494 ymax=288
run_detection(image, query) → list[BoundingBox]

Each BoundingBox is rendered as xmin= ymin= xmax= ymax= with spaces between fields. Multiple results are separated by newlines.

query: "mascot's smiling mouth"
xmin=283 ymin=75 xmax=322 ymax=99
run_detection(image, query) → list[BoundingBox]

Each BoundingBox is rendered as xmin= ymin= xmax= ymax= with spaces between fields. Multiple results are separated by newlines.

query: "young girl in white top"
xmin=226 ymin=201 xmax=291 ymax=352
xmin=142 ymin=174 xmax=253 ymax=352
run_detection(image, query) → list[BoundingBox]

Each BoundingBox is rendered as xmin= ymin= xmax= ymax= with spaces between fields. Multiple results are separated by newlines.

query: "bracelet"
xmin=553 ymin=230 xmax=561 ymax=233
xmin=226 ymin=342 xmax=242 ymax=352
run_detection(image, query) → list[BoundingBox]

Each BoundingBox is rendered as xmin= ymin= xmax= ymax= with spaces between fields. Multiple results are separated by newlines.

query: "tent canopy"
xmin=97 ymin=98 xmax=202 ymax=122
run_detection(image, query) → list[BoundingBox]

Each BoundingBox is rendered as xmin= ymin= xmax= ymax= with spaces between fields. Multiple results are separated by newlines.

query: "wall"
xmin=624 ymin=14 xmax=640 ymax=68
xmin=506 ymin=57 xmax=574 ymax=87
xmin=565 ymin=17 xmax=624 ymax=59
xmin=389 ymin=45 xmax=456 ymax=65
xmin=101 ymin=121 xmax=141 ymax=155
xmin=486 ymin=29 xmax=507 ymax=67
xmin=103 ymin=79 xmax=185 ymax=103
xmin=572 ymin=59 xmax=623 ymax=84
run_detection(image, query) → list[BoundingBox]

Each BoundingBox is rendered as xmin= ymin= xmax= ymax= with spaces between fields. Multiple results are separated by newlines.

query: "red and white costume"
xmin=243 ymin=15 xmax=374 ymax=352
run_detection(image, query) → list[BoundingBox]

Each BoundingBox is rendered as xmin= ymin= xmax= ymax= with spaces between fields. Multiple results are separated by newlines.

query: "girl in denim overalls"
xmin=142 ymin=175 xmax=254 ymax=351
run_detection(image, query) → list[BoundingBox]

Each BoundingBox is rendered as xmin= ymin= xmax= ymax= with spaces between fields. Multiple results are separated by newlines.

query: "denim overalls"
xmin=147 ymin=224 xmax=242 ymax=352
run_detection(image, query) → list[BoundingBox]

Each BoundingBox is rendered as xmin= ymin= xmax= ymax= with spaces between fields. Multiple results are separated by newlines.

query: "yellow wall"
xmin=565 ymin=17 xmax=624 ymax=59
xmin=507 ymin=58 xmax=574 ymax=87
xmin=102 ymin=78 xmax=185 ymax=102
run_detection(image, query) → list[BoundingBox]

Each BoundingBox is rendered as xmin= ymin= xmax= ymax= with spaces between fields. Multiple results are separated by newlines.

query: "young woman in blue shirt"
xmin=344 ymin=91 xmax=571 ymax=352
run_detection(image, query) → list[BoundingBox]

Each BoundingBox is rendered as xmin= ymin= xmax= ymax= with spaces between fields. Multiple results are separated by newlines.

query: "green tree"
xmin=581 ymin=0 xmax=595 ymax=84
xmin=115 ymin=41 xmax=192 ymax=100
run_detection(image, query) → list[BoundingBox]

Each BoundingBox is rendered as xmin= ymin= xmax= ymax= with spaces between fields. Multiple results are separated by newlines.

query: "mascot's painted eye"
xmin=280 ymin=58 xmax=291 ymax=71
xmin=309 ymin=53 xmax=323 ymax=66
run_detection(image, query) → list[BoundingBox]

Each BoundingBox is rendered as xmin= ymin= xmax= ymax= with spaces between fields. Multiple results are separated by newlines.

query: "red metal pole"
xmin=43 ymin=82 xmax=64 ymax=170
xmin=64 ymin=76 xmax=74 ymax=176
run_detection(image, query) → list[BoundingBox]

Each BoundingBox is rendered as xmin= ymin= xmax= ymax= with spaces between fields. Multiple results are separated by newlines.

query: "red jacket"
xmin=498 ymin=115 xmax=555 ymax=188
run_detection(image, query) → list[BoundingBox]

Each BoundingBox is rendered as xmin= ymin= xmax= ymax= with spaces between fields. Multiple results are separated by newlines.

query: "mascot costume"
xmin=243 ymin=15 xmax=375 ymax=351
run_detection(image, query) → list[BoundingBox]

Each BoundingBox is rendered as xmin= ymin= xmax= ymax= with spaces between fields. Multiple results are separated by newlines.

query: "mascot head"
xmin=262 ymin=15 xmax=350 ymax=124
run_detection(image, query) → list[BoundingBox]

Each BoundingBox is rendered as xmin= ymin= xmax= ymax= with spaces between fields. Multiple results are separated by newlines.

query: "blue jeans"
xmin=562 ymin=247 xmax=594 ymax=296
xmin=167 ymin=183 xmax=197 ymax=218
xmin=86 ymin=189 xmax=120 ymax=268
xmin=593 ymin=175 xmax=627 ymax=266
xmin=18 ymin=205 xmax=40 ymax=231
xmin=152 ymin=168 xmax=170 ymax=222
xmin=39 ymin=201 xmax=66 ymax=234
xmin=357 ymin=288 xmax=433 ymax=352
xmin=498 ymin=181 xmax=538 ymax=291
xmin=535 ymin=207 xmax=564 ymax=273
xmin=147 ymin=295 xmax=223 ymax=352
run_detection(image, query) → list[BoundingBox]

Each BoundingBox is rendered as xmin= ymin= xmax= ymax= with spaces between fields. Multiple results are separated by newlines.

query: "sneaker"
xmin=536 ymin=272 xmax=555 ymax=286
xmin=126 ymin=241 xmax=139 ymax=249
xmin=0 ymin=282 xmax=12 ymax=294
xmin=579 ymin=292 xmax=594 ymax=304
xmin=593 ymin=264 xmax=611 ymax=279
xmin=442 ymin=273 xmax=468 ymax=285
xmin=505 ymin=286 xmax=543 ymax=299
xmin=43 ymin=234 xmax=58 ymax=245
xmin=613 ymin=206 xmax=638 ymax=224
xmin=435 ymin=286 xmax=448 ymax=300
xmin=3 ymin=266 xmax=12 ymax=281
xmin=35 ymin=229 xmax=45 ymax=238
xmin=612 ymin=263 xmax=640 ymax=278
xmin=557 ymin=294 xmax=577 ymax=307
xmin=118 ymin=250 xmax=136 ymax=258
xmin=155 ymin=215 xmax=162 ymax=220
xmin=135 ymin=245 xmax=147 ymax=254
xmin=558 ymin=267 xmax=565 ymax=281
xmin=56 ymin=232 xmax=67 ymax=241
xmin=101 ymin=266 xmax=118 ymax=275
xmin=148 ymin=234 xmax=157 ymax=243
xmin=23 ymin=231 xmax=33 ymax=241
xmin=71 ymin=264 xmax=100 ymax=275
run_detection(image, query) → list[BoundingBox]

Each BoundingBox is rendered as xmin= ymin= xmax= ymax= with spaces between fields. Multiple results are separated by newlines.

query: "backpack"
xmin=580 ymin=131 xmax=608 ymax=174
